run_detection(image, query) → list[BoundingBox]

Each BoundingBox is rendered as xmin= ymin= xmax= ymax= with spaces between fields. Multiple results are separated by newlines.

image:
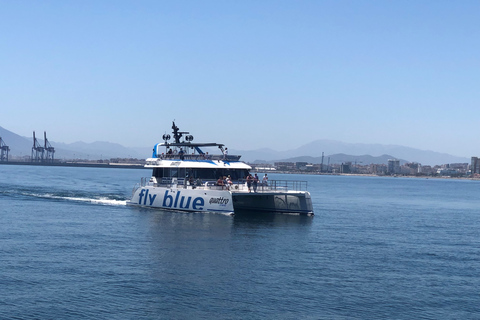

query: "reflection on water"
xmin=129 ymin=207 xmax=318 ymax=320
xmin=137 ymin=207 xmax=314 ymax=236
xmin=233 ymin=210 xmax=314 ymax=227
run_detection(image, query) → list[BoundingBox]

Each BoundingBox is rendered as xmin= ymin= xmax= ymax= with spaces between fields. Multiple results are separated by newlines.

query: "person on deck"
xmin=217 ymin=177 xmax=224 ymax=187
xmin=223 ymin=176 xmax=230 ymax=190
xmin=262 ymin=173 xmax=268 ymax=186
xmin=246 ymin=174 xmax=253 ymax=193
xmin=188 ymin=176 xmax=194 ymax=188
xmin=253 ymin=173 xmax=259 ymax=192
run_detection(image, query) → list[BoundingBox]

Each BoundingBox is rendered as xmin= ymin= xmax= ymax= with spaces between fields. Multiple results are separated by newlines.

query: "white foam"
xmin=90 ymin=198 xmax=127 ymax=206
xmin=26 ymin=192 xmax=127 ymax=206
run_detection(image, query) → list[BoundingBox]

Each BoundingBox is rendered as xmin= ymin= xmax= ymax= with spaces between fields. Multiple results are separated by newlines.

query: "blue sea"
xmin=1 ymin=165 xmax=479 ymax=319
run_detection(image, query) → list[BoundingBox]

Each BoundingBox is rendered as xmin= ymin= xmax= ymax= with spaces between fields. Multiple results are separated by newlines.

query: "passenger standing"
xmin=253 ymin=173 xmax=259 ymax=192
xmin=262 ymin=173 xmax=268 ymax=186
xmin=223 ymin=176 xmax=229 ymax=190
xmin=189 ymin=176 xmax=195 ymax=188
xmin=246 ymin=174 xmax=253 ymax=193
xmin=223 ymin=148 xmax=228 ymax=160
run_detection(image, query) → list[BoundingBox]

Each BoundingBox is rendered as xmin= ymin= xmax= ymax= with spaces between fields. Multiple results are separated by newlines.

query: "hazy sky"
xmin=1 ymin=1 xmax=479 ymax=157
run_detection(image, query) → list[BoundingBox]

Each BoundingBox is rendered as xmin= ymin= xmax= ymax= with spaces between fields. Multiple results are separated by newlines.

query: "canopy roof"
xmin=145 ymin=158 xmax=251 ymax=170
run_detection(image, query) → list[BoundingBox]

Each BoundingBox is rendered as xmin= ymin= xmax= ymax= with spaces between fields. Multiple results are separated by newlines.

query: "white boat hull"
xmin=127 ymin=185 xmax=234 ymax=214
xmin=127 ymin=185 xmax=313 ymax=215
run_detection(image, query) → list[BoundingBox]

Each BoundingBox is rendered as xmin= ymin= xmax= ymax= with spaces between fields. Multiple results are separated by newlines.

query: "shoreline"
xmin=2 ymin=161 xmax=478 ymax=180
xmin=254 ymin=170 xmax=480 ymax=181
xmin=0 ymin=161 xmax=147 ymax=170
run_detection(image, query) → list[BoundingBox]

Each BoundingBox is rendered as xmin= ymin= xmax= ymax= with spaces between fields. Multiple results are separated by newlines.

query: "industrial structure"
xmin=31 ymin=131 xmax=55 ymax=162
xmin=44 ymin=131 xmax=55 ymax=162
xmin=0 ymin=137 xmax=9 ymax=161
xmin=31 ymin=131 xmax=44 ymax=162
xmin=31 ymin=131 xmax=56 ymax=162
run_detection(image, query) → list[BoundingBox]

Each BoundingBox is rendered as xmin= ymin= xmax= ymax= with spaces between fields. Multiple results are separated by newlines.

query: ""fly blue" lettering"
xmin=138 ymin=189 xmax=157 ymax=206
xmin=162 ymin=190 xmax=205 ymax=210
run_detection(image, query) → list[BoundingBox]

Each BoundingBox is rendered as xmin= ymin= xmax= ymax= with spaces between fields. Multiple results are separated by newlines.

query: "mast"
xmin=172 ymin=121 xmax=190 ymax=144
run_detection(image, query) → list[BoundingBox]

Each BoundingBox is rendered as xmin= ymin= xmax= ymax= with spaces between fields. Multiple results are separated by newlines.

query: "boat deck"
xmin=138 ymin=177 xmax=308 ymax=194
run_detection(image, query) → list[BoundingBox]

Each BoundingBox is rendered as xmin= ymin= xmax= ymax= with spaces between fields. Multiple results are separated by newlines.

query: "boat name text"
xmin=209 ymin=197 xmax=229 ymax=205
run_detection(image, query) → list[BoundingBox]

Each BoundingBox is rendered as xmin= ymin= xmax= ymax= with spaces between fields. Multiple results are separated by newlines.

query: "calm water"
xmin=1 ymin=165 xmax=479 ymax=319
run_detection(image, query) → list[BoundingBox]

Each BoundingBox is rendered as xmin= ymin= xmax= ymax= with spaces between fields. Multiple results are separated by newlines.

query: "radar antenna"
xmin=171 ymin=121 xmax=192 ymax=143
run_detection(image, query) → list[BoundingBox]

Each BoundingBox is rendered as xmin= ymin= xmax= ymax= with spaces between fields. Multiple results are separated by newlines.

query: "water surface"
xmin=1 ymin=165 xmax=479 ymax=319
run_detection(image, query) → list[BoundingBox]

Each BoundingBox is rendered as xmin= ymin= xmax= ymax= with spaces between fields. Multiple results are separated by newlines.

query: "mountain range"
xmin=0 ymin=126 xmax=470 ymax=165
xmin=232 ymin=140 xmax=470 ymax=165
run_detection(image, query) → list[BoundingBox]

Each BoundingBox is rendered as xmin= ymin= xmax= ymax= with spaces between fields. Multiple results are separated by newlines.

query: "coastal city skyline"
xmin=2 ymin=1 xmax=479 ymax=158
xmin=1 ymin=121 xmax=476 ymax=178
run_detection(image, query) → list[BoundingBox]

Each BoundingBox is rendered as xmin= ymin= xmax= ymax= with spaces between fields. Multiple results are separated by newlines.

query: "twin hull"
xmin=128 ymin=186 xmax=313 ymax=215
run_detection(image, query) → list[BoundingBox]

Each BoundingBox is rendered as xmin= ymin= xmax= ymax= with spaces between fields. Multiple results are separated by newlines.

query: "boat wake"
xmin=1 ymin=188 xmax=128 ymax=206
xmin=43 ymin=193 xmax=128 ymax=206
xmin=48 ymin=195 xmax=128 ymax=206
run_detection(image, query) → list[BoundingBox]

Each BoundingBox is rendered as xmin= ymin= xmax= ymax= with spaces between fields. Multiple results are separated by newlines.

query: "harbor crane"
xmin=0 ymin=137 xmax=9 ymax=161
xmin=44 ymin=131 xmax=55 ymax=162
xmin=31 ymin=131 xmax=45 ymax=162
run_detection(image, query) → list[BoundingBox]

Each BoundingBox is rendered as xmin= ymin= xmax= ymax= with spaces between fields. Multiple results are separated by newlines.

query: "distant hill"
xmin=0 ymin=126 xmax=33 ymax=156
xmin=0 ymin=126 xmax=470 ymax=165
xmin=54 ymin=141 xmax=145 ymax=159
xmin=233 ymin=139 xmax=469 ymax=165
xmin=0 ymin=126 xmax=145 ymax=160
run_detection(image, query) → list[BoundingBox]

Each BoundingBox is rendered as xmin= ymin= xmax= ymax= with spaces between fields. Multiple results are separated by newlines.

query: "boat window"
xmin=153 ymin=167 xmax=250 ymax=181
xmin=154 ymin=168 xmax=179 ymax=178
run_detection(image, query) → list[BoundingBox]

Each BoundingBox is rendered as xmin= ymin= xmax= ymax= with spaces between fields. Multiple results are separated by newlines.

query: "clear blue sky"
xmin=1 ymin=1 xmax=479 ymax=157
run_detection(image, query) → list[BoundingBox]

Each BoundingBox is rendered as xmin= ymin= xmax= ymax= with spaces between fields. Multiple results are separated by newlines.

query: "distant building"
xmin=387 ymin=159 xmax=400 ymax=174
xmin=372 ymin=164 xmax=387 ymax=175
xmin=404 ymin=162 xmax=421 ymax=175
xmin=471 ymin=157 xmax=480 ymax=174
xmin=274 ymin=162 xmax=295 ymax=171
xmin=296 ymin=162 xmax=308 ymax=170
xmin=437 ymin=168 xmax=460 ymax=176
xmin=305 ymin=164 xmax=321 ymax=172
xmin=340 ymin=162 xmax=351 ymax=173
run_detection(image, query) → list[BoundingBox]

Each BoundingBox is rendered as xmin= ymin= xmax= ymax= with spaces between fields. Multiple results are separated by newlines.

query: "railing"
xmin=137 ymin=178 xmax=308 ymax=193
xmin=265 ymin=180 xmax=308 ymax=192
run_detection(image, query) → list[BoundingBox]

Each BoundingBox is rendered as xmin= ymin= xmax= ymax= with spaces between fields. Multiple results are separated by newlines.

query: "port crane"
xmin=0 ymin=137 xmax=9 ymax=161
xmin=31 ymin=131 xmax=44 ymax=162
xmin=44 ymin=131 xmax=55 ymax=162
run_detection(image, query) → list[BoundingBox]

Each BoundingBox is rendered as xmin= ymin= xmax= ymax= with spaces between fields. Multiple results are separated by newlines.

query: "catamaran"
xmin=127 ymin=122 xmax=313 ymax=215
